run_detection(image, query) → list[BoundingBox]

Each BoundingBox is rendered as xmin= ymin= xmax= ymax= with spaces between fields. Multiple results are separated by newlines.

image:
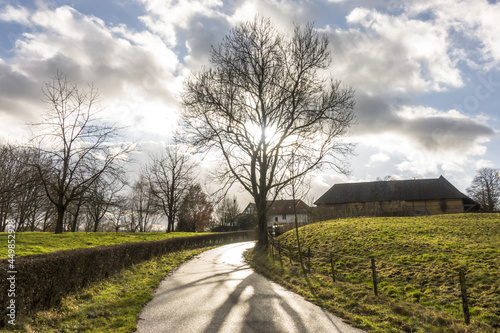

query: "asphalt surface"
xmin=136 ymin=241 xmax=365 ymax=333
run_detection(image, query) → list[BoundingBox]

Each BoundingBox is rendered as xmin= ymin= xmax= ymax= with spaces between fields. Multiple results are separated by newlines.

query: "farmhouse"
xmin=243 ymin=199 xmax=310 ymax=227
xmin=314 ymin=176 xmax=479 ymax=217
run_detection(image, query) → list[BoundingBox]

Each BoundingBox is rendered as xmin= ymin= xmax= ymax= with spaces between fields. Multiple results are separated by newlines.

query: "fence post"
xmin=289 ymin=244 xmax=293 ymax=265
xmin=271 ymin=238 xmax=275 ymax=263
xmin=330 ymin=252 xmax=336 ymax=283
xmin=459 ymin=271 xmax=470 ymax=325
xmin=371 ymin=258 xmax=378 ymax=296
xmin=278 ymin=239 xmax=282 ymax=267
xmin=307 ymin=247 xmax=311 ymax=274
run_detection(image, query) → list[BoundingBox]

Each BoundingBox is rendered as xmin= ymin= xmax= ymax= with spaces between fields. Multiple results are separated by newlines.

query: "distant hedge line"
xmin=0 ymin=231 xmax=255 ymax=327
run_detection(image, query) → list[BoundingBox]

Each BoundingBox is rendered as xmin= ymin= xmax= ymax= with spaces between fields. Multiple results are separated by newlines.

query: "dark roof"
xmin=244 ymin=200 xmax=310 ymax=215
xmin=269 ymin=200 xmax=309 ymax=215
xmin=314 ymin=176 xmax=477 ymax=205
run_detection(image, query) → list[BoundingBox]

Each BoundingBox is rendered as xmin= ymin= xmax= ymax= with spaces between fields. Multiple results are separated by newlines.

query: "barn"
xmin=314 ymin=176 xmax=480 ymax=218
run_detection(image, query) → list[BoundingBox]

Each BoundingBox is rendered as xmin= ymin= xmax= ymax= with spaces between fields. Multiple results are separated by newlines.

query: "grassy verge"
xmin=1 ymin=246 xmax=213 ymax=333
xmin=0 ymin=232 xmax=202 ymax=258
xmin=246 ymin=213 xmax=500 ymax=332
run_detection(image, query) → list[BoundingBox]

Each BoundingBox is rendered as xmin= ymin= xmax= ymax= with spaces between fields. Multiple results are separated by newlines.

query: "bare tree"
xmin=85 ymin=172 xmax=126 ymax=232
xmin=177 ymin=183 xmax=213 ymax=232
xmin=0 ymin=144 xmax=24 ymax=231
xmin=467 ymin=167 xmax=500 ymax=211
xmin=143 ymin=145 xmax=197 ymax=232
xmin=129 ymin=175 xmax=160 ymax=232
xmin=107 ymin=196 xmax=128 ymax=232
xmin=0 ymin=145 xmax=52 ymax=231
xmin=181 ymin=17 xmax=355 ymax=248
xmin=213 ymin=196 xmax=240 ymax=231
xmin=28 ymin=72 xmax=131 ymax=234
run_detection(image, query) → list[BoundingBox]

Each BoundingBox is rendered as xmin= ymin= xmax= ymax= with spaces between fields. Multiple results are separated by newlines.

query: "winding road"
xmin=136 ymin=241 xmax=364 ymax=333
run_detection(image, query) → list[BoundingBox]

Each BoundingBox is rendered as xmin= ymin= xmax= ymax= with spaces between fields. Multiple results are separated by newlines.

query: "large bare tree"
xmin=29 ymin=72 xmax=131 ymax=234
xmin=467 ymin=167 xmax=500 ymax=211
xmin=143 ymin=145 xmax=197 ymax=232
xmin=181 ymin=17 xmax=355 ymax=248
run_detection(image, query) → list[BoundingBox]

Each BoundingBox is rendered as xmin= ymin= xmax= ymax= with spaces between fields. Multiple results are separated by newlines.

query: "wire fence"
xmin=267 ymin=233 xmax=475 ymax=325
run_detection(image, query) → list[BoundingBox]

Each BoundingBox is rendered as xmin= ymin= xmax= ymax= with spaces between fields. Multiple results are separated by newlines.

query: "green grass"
xmin=246 ymin=213 xmax=500 ymax=332
xmin=1 ymin=246 xmax=214 ymax=333
xmin=0 ymin=232 xmax=202 ymax=258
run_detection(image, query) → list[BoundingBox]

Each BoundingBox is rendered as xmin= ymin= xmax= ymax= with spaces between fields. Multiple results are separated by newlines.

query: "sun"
xmin=243 ymin=121 xmax=278 ymax=147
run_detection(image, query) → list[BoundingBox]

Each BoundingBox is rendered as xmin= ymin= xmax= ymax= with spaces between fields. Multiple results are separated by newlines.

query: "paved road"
xmin=136 ymin=241 xmax=364 ymax=333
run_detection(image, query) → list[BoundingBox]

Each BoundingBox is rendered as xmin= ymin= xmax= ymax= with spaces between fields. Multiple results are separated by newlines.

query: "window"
xmin=282 ymin=214 xmax=286 ymax=220
xmin=275 ymin=217 xmax=278 ymax=222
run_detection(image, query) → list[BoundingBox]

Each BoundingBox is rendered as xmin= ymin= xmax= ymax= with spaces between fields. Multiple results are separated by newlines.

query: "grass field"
xmin=247 ymin=213 xmax=500 ymax=332
xmin=0 ymin=246 xmax=213 ymax=332
xmin=0 ymin=231 xmax=201 ymax=259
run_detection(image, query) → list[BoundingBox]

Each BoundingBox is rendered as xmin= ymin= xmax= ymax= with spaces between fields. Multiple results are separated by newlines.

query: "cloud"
xmin=407 ymin=0 xmax=500 ymax=70
xmin=0 ymin=5 xmax=31 ymax=24
xmin=326 ymin=6 xmax=463 ymax=94
xmin=136 ymin=0 xmax=225 ymax=47
xmin=352 ymin=103 xmax=495 ymax=177
xmin=366 ymin=153 xmax=390 ymax=166
xmin=0 ymin=4 xmax=183 ymax=141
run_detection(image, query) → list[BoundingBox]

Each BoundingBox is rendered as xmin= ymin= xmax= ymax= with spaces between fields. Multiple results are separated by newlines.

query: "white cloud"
xmin=136 ymin=0 xmax=224 ymax=47
xmin=475 ymin=159 xmax=495 ymax=170
xmin=407 ymin=0 xmax=500 ymax=70
xmin=366 ymin=153 xmax=390 ymax=167
xmin=352 ymin=103 xmax=494 ymax=179
xmin=0 ymin=4 xmax=183 ymax=142
xmin=0 ymin=5 xmax=31 ymax=24
xmin=327 ymin=6 xmax=462 ymax=94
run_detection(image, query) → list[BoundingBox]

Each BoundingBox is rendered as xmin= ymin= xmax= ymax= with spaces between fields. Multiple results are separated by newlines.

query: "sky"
xmin=0 ymin=0 xmax=499 ymax=206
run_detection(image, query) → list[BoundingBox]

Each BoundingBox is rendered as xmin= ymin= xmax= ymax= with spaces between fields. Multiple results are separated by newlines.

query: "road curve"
xmin=136 ymin=241 xmax=365 ymax=333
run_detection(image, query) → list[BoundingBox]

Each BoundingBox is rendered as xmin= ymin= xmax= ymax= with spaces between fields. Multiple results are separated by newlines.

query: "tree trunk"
xmin=55 ymin=205 xmax=65 ymax=234
xmin=71 ymin=203 xmax=81 ymax=232
xmin=166 ymin=215 xmax=173 ymax=233
xmin=256 ymin=198 xmax=268 ymax=249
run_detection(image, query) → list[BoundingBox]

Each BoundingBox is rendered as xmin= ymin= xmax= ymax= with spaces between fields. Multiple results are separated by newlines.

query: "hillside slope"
xmin=251 ymin=213 xmax=500 ymax=332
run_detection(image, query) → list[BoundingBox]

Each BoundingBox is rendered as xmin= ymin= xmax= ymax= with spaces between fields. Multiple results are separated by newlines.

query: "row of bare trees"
xmin=0 ymin=72 xmax=218 ymax=233
xmin=0 ymin=141 xmax=221 ymax=233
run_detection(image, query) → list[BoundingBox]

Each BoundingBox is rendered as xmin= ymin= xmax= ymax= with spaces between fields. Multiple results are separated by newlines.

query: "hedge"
xmin=0 ymin=230 xmax=255 ymax=327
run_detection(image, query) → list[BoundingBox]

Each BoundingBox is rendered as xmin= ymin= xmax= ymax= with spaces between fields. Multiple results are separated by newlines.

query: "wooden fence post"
xmin=271 ymin=239 xmax=275 ymax=263
xmin=371 ymin=258 xmax=378 ymax=296
xmin=459 ymin=271 xmax=470 ymax=325
xmin=330 ymin=252 xmax=336 ymax=283
xmin=278 ymin=239 xmax=283 ymax=268
xmin=307 ymin=247 xmax=311 ymax=274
